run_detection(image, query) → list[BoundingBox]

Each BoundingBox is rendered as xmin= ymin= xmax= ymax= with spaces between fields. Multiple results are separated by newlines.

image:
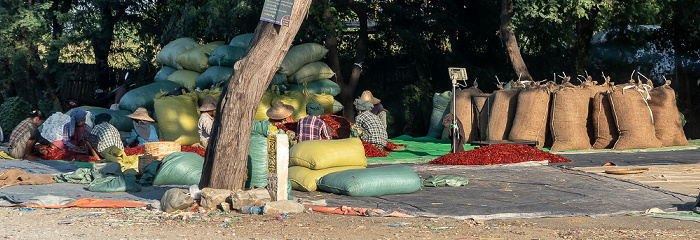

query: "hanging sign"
xmin=260 ymin=0 xmax=295 ymax=27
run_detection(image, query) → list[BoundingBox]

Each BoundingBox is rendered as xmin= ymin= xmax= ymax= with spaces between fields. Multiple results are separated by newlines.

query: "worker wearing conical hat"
xmin=359 ymin=90 xmax=388 ymax=130
xmin=124 ymin=107 xmax=159 ymax=147
xmin=197 ymin=96 xmax=218 ymax=148
xmin=266 ymin=102 xmax=295 ymax=128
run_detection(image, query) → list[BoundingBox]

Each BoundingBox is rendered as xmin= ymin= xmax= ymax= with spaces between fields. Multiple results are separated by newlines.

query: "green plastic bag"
xmin=118 ymin=81 xmax=181 ymax=112
xmin=317 ymin=165 xmax=421 ymax=197
xmin=156 ymin=38 xmax=200 ymax=69
xmin=152 ymin=152 xmax=204 ymax=186
xmin=422 ymin=175 xmax=469 ymax=187
xmin=246 ymin=133 xmax=268 ymax=189
xmin=278 ymin=43 xmax=328 ymax=76
xmin=88 ymin=109 xmax=133 ymax=132
xmin=175 ymin=41 xmax=224 ymax=73
xmin=229 ymin=33 xmax=254 ymax=48
xmin=138 ymin=160 xmax=161 ymax=186
xmin=208 ymin=45 xmax=246 ymax=67
xmin=289 ymin=62 xmax=335 ymax=84
xmin=87 ymin=174 xmax=142 ymax=192
xmin=288 ymin=79 xmax=340 ymax=96
xmin=167 ymin=70 xmax=200 ymax=90
xmin=195 ymin=66 xmax=233 ymax=90
xmin=154 ymin=66 xmax=178 ymax=82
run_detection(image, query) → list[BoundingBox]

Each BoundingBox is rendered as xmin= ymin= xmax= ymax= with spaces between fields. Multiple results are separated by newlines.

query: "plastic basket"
xmin=144 ymin=141 xmax=181 ymax=158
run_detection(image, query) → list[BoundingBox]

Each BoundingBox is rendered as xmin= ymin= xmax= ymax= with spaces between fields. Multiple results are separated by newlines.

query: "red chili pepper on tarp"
xmin=428 ymin=144 xmax=571 ymax=165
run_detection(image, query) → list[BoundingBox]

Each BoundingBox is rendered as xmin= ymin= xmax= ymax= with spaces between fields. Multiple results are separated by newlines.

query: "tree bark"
xmin=324 ymin=0 xmax=368 ymax=122
xmin=499 ymin=0 xmax=532 ymax=81
xmin=199 ymin=0 xmax=314 ymax=190
xmin=92 ymin=4 xmax=126 ymax=91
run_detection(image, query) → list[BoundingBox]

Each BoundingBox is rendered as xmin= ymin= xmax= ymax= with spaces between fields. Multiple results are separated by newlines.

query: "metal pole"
xmin=451 ymin=78 xmax=457 ymax=153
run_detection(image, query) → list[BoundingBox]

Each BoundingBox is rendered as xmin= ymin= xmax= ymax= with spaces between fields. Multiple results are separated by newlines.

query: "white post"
xmin=266 ymin=134 xmax=289 ymax=201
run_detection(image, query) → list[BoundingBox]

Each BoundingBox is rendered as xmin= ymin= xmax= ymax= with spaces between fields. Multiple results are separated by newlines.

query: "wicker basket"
xmin=138 ymin=155 xmax=159 ymax=174
xmin=144 ymin=141 xmax=181 ymax=159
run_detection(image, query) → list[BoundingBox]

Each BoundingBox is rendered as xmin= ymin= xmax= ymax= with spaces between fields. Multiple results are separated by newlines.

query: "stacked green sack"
xmin=196 ymin=66 xmax=233 ymax=90
xmin=317 ymin=165 xmax=421 ymax=197
xmin=152 ymin=152 xmax=204 ymax=186
xmin=156 ymin=38 xmax=200 ymax=70
xmin=167 ymin=70 xmax=200 ymax=90
xmin=230 ymin=33 xmax=254 ymax=48
xmin=427 ymin=91 xmax=452 ymax=138
xmin=153 ymin=91 xmax=201 ymax=146
xmin=247 ymin=120 xmax=272 ymax=189
xmin=119 ymin=81 xmax=181 ymax=112
xmin=288 ymin=79 xmax=340 ymax=97
xmin=176 ymin=41 xmax=224 ymax=73
xmin=209 ymin=45 xmax=246 ymax=67
xmin=154 ymin=66 xmax=178 ymax=82
xmin=87 ymin=109 xmax=133 ymax=132
xmin=288 ymin=138 xmax=367 ymax=192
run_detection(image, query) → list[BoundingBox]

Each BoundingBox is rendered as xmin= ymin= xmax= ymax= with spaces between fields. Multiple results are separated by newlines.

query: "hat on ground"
xmin=306 ymin=102 xmax=324 ymax=116
xmin=354 ymin=99 xmax=373 ymax=112
xmin=198 ymin=96 xmax=217 ymax=112
xmin=126 ymin=107 xmax=155 ymax=122
xmin=267 ymin=102 xmax=295 ymax=120
xmin=359 ymin=90 xmax=380 ymax=105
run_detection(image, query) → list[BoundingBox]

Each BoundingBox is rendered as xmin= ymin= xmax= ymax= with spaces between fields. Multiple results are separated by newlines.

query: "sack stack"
xmin=288 ymin=138 xmax=367 ymax=192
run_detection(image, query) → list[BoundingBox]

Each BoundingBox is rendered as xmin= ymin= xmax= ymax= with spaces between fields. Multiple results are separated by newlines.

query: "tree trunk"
xmin=499 ymin=0 xmax=532 ymax=81
xmin=92 ymin=5 xmax=126 ymax=91
xmin=324 ymin=0 xmax=368 ymax=122
xmin=573 ymin=4 xmax=600 ymax=75
xmin=199 ymin=0 xmax=314 ymax=190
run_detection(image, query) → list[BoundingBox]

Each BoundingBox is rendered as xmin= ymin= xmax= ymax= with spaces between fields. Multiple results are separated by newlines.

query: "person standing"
xmin=296 ymin=102 xmax=331 ymax=142
xmin=8 ymin=110 xmax=47 ymax=160
xmin=352 ymin=99 xmax=388 ymax=149
xmin=124 ymin=107 xmax=159 ymax=147
xmin=197 ymin=96 xmax=217 ymax=148
xmin=359 ymin=90 xmax=388 ymax=130
xmin=83 ymin=113 xmax=123 ymax=158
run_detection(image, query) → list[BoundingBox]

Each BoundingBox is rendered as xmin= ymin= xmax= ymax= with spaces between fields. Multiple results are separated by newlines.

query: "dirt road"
xmin=1 ymin=206 xmax=698 ymax=239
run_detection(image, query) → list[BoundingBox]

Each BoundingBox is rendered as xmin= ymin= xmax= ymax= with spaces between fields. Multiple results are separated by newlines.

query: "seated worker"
xmin=351 ymin=99 xmax=388 ymax=149
xmin=8 ymin=110 xmax=47 ymax=160
xmin=359 ymin=90 xmax=388 ymax=130
xmin=295 ymin=102 xmax=331 ymax=142
xmin=82 ymin=113 xmax=122 ymax=158
xmin=266 ymin=102 xmax=295 ymax=128
xmin=55 ymin=109 xmax=92 ymax=151
xmin=197 ymin=96 xmax=217 ymax=148
xmin=124 ymin=107 xmax=159 ymax=147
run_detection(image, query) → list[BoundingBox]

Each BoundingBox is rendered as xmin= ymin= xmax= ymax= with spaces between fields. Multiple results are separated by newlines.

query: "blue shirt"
xmin=124 ymin=125 xmax=159 ymax=146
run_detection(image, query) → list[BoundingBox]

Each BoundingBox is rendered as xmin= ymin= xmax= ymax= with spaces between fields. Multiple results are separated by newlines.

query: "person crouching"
xmin=295 ymin=102 xmax=331 ymax=142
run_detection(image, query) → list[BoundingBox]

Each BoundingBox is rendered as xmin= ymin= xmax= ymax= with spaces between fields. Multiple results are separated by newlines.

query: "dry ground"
xmin=1 ymin=206 xmax=699 ymax=239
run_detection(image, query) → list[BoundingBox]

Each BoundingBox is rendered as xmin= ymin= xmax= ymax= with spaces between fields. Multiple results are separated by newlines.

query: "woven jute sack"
xmin=591 ymin=92 xmax=618 ymax=149
xmin=452 ymin=86 xmax=483 ymax=142
xmin=509 ymin=83 xmax=552 ymax=148
xmin=487 ymin=82 xmax=521 ymax=141
xmin=609 ymin=83 xmax=663 ymax=149
xmin=585 ymin=77 xmax=613 ymax=145
xmin=550 ymin=86 xmax=592 ymax=151
xmin=472 ymin=93 xmax=492 ymax=141
xmin=648 ymin=80 xmax=689 ymax=147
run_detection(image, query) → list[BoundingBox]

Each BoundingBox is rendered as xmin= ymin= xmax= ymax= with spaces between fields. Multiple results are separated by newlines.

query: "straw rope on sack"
xmin=549 ymin=84 xmax=592 ymax=151
xmin=648 ymin=80 xmax=689 ymax=147
xmin=609 ymin=82 xmax=663 ymax=150
xmin=509 ymin=81 xmax=552 ymax=148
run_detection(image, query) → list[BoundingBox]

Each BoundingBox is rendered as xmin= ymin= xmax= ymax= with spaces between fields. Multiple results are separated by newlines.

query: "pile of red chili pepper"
xmin=429 ymin=144 xmax=571 ymax=165
xmin=124 ymin=146 xmax=145 ymax=156
xmin=42 ymin=147 xmax=100 ymax=163
xmin=181 ymin=146 xmax=206 ymax=157
xmin=362 ymin=141 xmax=404 ymax=158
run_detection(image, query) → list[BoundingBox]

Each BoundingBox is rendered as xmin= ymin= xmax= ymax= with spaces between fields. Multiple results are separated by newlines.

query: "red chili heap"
xmin=42 ymin=147 xmax=100 ymax=163
xmin=124 ymin=146 xmax=145 ymax=156
xmin=181 ymin=146 xmax=206 ymax=157
xmin=362 ymin=141 xmax=404 ymax=158
xmin=319 ymin=115 xmax=352 ymax=139
xmin=429 ymin=144 xmax=571 ymax=165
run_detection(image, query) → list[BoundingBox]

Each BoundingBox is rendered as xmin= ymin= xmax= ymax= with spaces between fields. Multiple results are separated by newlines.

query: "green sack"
xmin=156 ymin=38 xmax=200 ymax=69
xmin=208 ymin=45 xmax=246 ymax=67
xmin=88 ymin=109 xmax=133 ymax=132
xmin=195 ymin=66 xmax=233 ymax=90
xmin=154 ymin=66 xmax=178 ymax=82
xmin=138 ymin=160 xmax=161 ymax=186
xmin=422 ymin=175 xmax=469 ymax=187
xmin=118 ymin=81 xmax=181 ymax=112
xmin=246 ymin=133 xmax=268 ymax=189
xmin=175 ymin=41 xmax=224 ymax=73
xmin=229 ymin=33 xmax=254 ymax=48
xmin=289 ymin=166 xmax=365 ymax=192
xmin=154 ymin=92 xmax=201 ymax=146
xmin=53 ymin=168 xmax=94 ymax=184
xmin=289 ymin=62 xmax=335 ymax=84
xmin=289 ymin=138 xmax=367 ymax=170
xmin=278 ymin=43 xmax=328 ymax=76
xmin=427 ymin=91 xmax=452 ymax=138
xmin=167 ymin=70 xmax=200 ymax=90
xmin=288 ymin=79 xmax=340 ymax=96
xmin=317 ymin=165 xmax=421 ymax=197
xmin=87 ymin=174 xmax=142 ymax=192
xmin=270 ymin=73 xmax=288 ymax=85
xmin=152 ymin=152 xmax=204 ymax=186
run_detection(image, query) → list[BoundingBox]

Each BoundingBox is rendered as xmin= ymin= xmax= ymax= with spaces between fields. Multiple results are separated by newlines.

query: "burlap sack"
xmin=509 ymin=83 xmax=551 ymax=148
xmin=591 ymin=92 xmax=618 ymax=149
xmin=472 ymin=93 xmax=491 ymax=141
xmin=487 ymin=83 xmax=521 ymax=141
xmin=550 ymin=86 xmax=592 ymax=151
xmin=452 ymin=86 xmax=483 ymax=142
xmin=585 ymin=77 xmax=613 ymax=145
xmin=648 ymin=80 xmax=689 ymax=147
xmin=609 ymin=84 xmax=663 ymax=149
